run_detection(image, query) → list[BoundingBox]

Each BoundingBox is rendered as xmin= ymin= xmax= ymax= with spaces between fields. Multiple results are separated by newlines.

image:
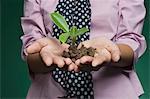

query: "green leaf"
xmin=70 ymin=26 xmax=77 ymax=37
xmin=50 ymin=12 xmax=69 ymax=32
xmin=75 ymin=27 xmax=89 ymax=36
xmin=59 ymin=33 xmax=70 ymax=43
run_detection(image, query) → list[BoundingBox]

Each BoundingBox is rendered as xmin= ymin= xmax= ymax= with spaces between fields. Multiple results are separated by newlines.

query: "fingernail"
xmin=46 ymin=61 xmax=52 ymax=66
xmin=92 ymin=62 xmax=97 ymax=67
xmin=58 ymin=64 xmax=63 ymax=68
xmin=114 ymin=55 xmax=120 ymax=62
xmin=47 ymin=64 xmax=51 ymax=67
xmin=46 ymin=62 xmax=50 ymax=66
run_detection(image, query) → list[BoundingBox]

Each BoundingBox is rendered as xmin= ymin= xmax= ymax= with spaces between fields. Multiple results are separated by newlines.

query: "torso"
xmin=40 ymin=0 xmax=120 ymax=40
xmin=26 ymin=1 xmax=143 ymax=99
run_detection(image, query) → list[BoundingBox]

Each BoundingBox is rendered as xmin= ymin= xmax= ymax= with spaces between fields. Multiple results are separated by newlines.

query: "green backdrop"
xmin=1 ymin=0 xmax=149 ymax=99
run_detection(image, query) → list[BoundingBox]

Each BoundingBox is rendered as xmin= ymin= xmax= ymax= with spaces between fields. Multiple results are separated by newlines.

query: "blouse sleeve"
xmin=20 ymin=0 xmax=47 ymax=60
xmin=115 ymin=0 xmax=147 ymax=64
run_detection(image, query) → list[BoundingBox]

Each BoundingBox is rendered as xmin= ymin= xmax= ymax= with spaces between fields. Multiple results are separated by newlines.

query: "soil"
xmin=62 ymin=45 xmax=97 ymax=71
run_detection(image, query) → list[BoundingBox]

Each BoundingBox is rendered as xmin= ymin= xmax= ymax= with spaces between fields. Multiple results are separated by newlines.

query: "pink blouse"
xmin=21 ymin=0 xmax=147 ymax=99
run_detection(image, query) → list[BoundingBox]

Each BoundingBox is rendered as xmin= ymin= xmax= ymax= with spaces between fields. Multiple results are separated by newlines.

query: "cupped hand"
xmin=26 ymin=37 xmax=72 ymax=68
xmin=75 ymin=37 xmax=121 ymax=68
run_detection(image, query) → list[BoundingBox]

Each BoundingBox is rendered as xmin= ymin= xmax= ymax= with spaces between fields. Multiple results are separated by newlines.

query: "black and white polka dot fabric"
xmin=51 ymin=0 xmax=94 ymax=99
xmin=52 ymin=0 xmax=91 ymax=44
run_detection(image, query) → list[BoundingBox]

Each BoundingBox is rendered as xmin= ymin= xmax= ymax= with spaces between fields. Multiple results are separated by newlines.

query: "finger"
xmin=75 ymin=59 xmax=81 ymax=66
xmin=77 ymin=41 xmax=91 ymax=49
xmin=73 ymin=64 xmax=79 ymax=72
xmin=37 ymin=37 xmax=60 ymax=47
xmin=96 ymin=48 xmax=111 ymax=63
xmin=111 ymin=50 xmax=120 ymax=62
xmin=77 ymin=42 xmax=83 ymax=49
xmin=105 ymin=44 xmax=120 ymax=62
xmin=40 ymin=49 xmax=53 ymax=66
xmin=27 ymin=42 xmax=42 ymax=54
xmin=92 ymin=56 xmax=106 ymax=67
xmin=64 ymin=58 xmax=72 ymax=65
xmin=61 ymin=43 xmax=70 ymax=52
xmin=27 ymin=37 xmax=55 ymax=54
xmin=68 ymin=63 xmax=76 ymax=71
xmin=53 ymin=56 xmax=65 ymax=68
xmin=80 ymin=56 xmax=93 ymax=64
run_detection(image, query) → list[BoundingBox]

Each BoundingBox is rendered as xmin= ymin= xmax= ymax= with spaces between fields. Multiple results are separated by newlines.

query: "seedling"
xmin=50 ymin=12 xmax=96 ymax=71
xmin=50 ymin=12 xmax=89 ymax=45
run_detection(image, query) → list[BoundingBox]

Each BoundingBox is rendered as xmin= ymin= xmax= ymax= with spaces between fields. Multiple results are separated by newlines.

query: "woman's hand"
xmin=75 ymin=37 xmax=121 ymax=68
xmin=26 ymin=37 xmax=72 ymax=68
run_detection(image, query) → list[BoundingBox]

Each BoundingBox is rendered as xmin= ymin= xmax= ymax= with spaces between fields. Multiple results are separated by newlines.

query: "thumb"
xmin=61 ymin=43 xmax=70 ymax=52
xmin=26 ymin=41 xmax=43 ymax=54
xmin=77 ymin=40 xmax=91 ymax=49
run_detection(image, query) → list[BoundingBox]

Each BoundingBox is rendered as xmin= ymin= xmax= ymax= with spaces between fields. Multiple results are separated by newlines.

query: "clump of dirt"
xmin=63 ymin=45 xmax=95 ymax=62
xmin=62 ymin=45 xmax=96 ymax=71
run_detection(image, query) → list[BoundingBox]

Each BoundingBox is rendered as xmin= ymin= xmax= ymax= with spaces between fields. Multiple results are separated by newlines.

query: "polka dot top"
xmin=52 ymin=0 xmax=94 ymax=99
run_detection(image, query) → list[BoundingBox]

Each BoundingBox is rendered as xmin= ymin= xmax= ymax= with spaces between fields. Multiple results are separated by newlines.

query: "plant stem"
xmin=72 ymin=36 xmax=76 ymax=45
